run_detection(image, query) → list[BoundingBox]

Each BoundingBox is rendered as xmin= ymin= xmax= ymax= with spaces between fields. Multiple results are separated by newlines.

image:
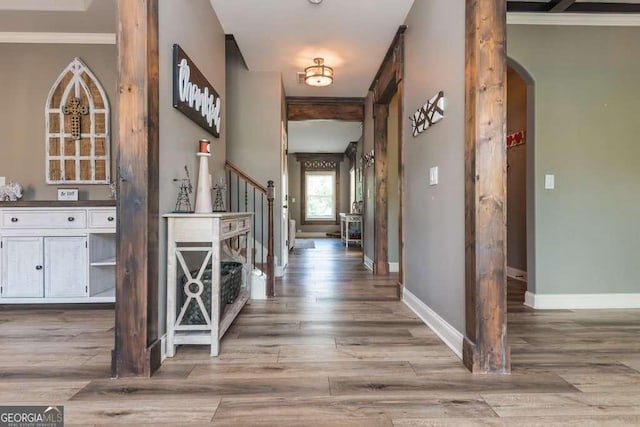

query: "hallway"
xmin=0 ymin=239 xmax=639 ymax=425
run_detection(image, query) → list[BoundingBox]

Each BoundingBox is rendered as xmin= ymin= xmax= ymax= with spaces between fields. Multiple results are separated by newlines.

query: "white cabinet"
xmin=45 ymin=237 xmax=87 ymax=297
xmin=0 ymin=204 xmax=115 ymax=303
xmin=1 ymin=237 xmax=44 ymax=298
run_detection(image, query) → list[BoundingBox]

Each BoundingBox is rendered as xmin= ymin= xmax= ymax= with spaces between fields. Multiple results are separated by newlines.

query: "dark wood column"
xmin=463 ymin=0 xmax=510 ymax=374
xmin=373 ymin=104 xmax=389 ymax=275
xmin=113 ymin=0 xmax=161 ymax=378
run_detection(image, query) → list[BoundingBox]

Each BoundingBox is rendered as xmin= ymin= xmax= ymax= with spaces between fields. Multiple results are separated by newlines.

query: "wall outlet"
xmin=429 ymin=167 xmax=439 ymax=186
xmin=544 ymin=174 xmax=555 ymax=190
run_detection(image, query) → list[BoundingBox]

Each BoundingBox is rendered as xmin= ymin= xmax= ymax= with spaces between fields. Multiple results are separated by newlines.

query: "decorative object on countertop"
xmin=0 ymin=182 xmax=23 ymax=201
xmin=173 ymin=165 xmax=193 ymax=213
xmin=212 ymin=176 xmax=227 ymax=212
xmin=410 ymin=91 xmax=445 ymax=137
xmin=46 ymin=57 xmax=110 ymax=184
xmin=108 ymin=181 xmax=117 ymax=200
xmin=194 ymin=139 xmax=213 ymax=213
xmin=57 ymin=188 xmax=79 ymax=201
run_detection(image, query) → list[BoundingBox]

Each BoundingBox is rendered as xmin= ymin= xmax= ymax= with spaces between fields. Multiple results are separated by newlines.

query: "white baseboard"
xmin=251 ymin=269 xmax=267 ymax=300
xmin=364 ymin=255 xmax=374 ymax=271
xmin=507 ymin=266 xmax=527 ymax=282
xmin=160 ymin=334 xmax=167 ymax=362
xmin=388 ymin=262 xmax=399 ymax=273
xmin=525 ymin=291 xmax=640 ymax=309
xmin=402 ymin=288 xmax=463 ymax=359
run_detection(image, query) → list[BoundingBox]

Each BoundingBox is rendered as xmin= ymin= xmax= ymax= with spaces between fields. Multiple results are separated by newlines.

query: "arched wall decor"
xmin=45 ymin=57 xmax=110 ymax=184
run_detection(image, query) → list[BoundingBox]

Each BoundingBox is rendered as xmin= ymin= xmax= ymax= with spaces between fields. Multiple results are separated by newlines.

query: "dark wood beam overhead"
xmin=507 ymin=1 xmax=640 ymax=13
xmin=464 ymin=0 xmax=510 ymax=374
xmin=550 ymin=0 xmax=576 ymax=12
xmin=113 ymin=0 xmax=161 ymax=378
xmin=286 ymin=97 xmax=364 ymax=121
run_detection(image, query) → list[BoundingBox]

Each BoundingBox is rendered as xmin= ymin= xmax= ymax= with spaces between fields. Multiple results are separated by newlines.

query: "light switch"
xmin=291 ymin=197 xmax=296 ymax=203
xmin=545 ymin=174 xmax=555 ymax=190
xmin=0 ymin=176 xmax=5 ymax=187
xmin=429 ymin=167 xmax=439 ymax=186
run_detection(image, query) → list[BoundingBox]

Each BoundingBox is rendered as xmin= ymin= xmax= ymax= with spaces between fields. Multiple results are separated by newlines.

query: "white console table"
xmin=339 ymin=213 xmax=362 ymax=247
xmin=164 ymin=212 xmax=253 ymax=357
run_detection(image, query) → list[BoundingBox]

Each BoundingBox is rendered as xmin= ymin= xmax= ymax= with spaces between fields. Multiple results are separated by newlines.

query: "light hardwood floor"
xmin=1 ymin=238 xmax=639 ymax=426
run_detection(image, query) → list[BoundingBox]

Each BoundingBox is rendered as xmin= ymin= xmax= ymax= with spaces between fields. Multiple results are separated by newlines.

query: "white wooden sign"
xmin=57 ymin=188 xmax=79 ymax=201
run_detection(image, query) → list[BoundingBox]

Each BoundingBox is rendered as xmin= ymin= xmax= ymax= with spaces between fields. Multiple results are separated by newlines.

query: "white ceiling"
xmin=211 ymin=0 xmax=415 ymax=97
xmin=288 ymin=121 xmax=362 ymax=153
xmin=0 ymin=0 xmax=114 ymax=33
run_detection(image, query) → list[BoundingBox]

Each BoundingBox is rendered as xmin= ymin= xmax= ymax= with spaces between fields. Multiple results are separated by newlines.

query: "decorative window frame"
xmin=296 ymin=153 xmax=343 ymax=226
xmin=45 ymin=57 xmax=110 ymax=184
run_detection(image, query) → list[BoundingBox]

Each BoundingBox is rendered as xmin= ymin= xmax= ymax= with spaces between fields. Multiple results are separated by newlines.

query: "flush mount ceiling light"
xmin=304 ymin=57 xmax=334 ymax=87
xmin=308 ymin=0 xmax=323 ymax=4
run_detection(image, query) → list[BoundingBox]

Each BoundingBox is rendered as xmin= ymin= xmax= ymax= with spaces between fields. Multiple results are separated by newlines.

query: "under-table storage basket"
xmin=180 ymin=261 xmax=243 ymax=325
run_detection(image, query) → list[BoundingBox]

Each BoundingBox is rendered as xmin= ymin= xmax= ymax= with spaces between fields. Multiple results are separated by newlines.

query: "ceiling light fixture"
xmin=304 ymin=57 xmax=334 ymax=87
xmin=308 ymin=0 xmax=323 ymax=4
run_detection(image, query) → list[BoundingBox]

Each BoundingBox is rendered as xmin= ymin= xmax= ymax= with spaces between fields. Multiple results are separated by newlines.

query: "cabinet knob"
xmin=107 ymin=216 xmax=114 ymax=222
xmin=68 ymin=217 xmax=75 ymax=222
xmin=10 ymin=217 xmax=18 ymax=222
xmin=35 ymin=265 xmax=43 ymax=270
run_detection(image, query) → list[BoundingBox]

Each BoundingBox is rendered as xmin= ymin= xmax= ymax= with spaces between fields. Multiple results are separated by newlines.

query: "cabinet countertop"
xmin=0 ymin=201 xmax=116 ymax=208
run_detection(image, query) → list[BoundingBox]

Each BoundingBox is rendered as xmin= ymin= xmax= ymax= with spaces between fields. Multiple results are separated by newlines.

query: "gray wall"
xmin=508 ymin=25 xmax=640 ymax=295
xmin=287 ymin=153 xmax=350 ymax=234
xmin=0 ymin=44 xmax=117 ymax=200
xmin=403 ymin=0 xmax=466 ymax=333
xmin=507 ymin=67 xmax=528 ymax=272
xmin=387 ymin=92 xmax=400 ymax=264
xmin=157 ymin=0 xmax=227 ymax=333
xmin=226 ymin=48 xmax=284 ymax=265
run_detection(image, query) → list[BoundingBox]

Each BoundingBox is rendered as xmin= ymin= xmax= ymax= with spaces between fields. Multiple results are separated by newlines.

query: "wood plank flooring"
xmin=1 ymin=238 xmax=639 ymax=425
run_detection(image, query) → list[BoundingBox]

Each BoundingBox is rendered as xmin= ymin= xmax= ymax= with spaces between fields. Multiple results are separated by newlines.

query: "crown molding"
xmin=0 ymin=32 xmax=116 ymax=44
xmin=507 ymin=12 xmax=640 ymax=26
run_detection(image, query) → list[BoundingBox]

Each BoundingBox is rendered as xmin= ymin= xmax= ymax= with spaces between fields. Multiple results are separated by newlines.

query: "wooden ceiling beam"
xmin=286 ymin=97 xmax=364 ymax=121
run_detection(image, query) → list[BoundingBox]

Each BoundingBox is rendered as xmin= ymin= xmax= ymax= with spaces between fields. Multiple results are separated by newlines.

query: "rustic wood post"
xmin=266 ymin=180 xmax=275 ymax=297
xmin=463 ymin=0 xmax=510 ymax=374
xmin=113 ymin=0 xmax=161 ymax=377
xmin=373 ymin=103 xmax=389 ymax=275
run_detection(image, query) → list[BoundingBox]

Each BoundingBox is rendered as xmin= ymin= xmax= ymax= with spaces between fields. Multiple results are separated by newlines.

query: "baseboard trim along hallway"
xmin=363 ymin=255 xmax=374 ymax=271
xmin=402 ymin=287 xmax=464 ymax=359
xmin=525 ymin=291 xmax=640 ymax=309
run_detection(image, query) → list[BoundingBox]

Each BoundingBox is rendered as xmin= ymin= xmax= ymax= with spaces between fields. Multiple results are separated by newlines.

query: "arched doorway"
xmin=507 ymin=57 xmax=536 ymax=306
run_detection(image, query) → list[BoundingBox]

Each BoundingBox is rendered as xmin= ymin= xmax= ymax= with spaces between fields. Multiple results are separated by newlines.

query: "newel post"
xmin=266 ymin=180 xmax=275 ymax=297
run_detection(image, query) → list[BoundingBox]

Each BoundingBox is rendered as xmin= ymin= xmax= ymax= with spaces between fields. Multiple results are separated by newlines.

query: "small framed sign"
xmin=57 ymin=188 xmax=79 ymax=201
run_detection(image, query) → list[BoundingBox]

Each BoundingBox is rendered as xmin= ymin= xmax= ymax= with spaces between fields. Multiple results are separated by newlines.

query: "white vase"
xmin=194 ymin=153 xmax=212 ymax=213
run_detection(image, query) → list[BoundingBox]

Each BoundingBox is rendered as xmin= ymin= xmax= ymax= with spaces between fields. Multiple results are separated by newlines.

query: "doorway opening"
xmin=506 ymin=58 xmax=536 ymax=307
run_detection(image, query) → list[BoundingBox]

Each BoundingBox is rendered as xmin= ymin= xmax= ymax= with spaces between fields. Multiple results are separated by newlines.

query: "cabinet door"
xmin=45 ymin=237 xmax=87 ymax=298
xmin=1 ymin=237 xmax=44 ymax=298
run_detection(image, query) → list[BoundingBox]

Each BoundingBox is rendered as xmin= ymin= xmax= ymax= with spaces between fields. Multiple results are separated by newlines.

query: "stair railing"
xmin=224 ymin=161 xmax=275 ymax=296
